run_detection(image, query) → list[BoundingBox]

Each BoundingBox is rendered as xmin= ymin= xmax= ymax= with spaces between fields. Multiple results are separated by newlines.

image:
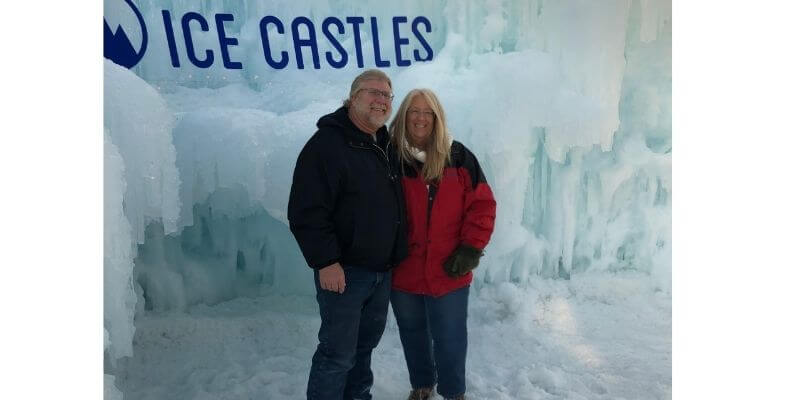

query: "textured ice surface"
xmin=104 ymin=131 xmax=136 ymax=364
xmin=103 ymin=60 xmax=180 ymax=241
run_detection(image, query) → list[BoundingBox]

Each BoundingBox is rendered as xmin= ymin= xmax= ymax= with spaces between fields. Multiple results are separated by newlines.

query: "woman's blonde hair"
xmin=389 ymin=89 xmax=452 ymax=182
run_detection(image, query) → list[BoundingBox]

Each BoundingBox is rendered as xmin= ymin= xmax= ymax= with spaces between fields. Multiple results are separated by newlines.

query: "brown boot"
xmin=406 ymin=387 xmax=433 ymax=400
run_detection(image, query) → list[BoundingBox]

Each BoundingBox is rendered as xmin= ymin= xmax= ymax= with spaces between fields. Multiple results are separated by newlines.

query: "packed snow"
xmin=116 ymin=273 xmax=670 ymax=399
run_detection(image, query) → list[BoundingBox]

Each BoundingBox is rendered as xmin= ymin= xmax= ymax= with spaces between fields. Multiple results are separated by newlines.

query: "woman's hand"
xmin=443 ymin=244 xmax=484 ymax=277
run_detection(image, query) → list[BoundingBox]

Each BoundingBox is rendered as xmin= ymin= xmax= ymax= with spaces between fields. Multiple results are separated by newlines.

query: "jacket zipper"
xmin=347 ymin=141 xmax=390 ymax=168
xmin=348 ymin=139 xmax=401 ymax=264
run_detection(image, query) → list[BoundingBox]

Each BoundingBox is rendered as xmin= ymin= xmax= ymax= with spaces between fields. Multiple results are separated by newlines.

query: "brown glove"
xmin=443 ymin=244 xmax=484 ymax=277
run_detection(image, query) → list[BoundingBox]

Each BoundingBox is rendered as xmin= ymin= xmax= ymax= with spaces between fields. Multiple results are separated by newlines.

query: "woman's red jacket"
xmin=392 ymin=141 xmax=496 ymax=297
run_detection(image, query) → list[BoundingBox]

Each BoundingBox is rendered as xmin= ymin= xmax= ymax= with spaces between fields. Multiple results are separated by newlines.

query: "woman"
xmin=388 ymin=89 xmax=496 ymax=400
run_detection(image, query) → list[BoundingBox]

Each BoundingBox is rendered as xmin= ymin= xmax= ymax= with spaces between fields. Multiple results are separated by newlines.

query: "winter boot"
xmin=406 ymin=387 xmax=433 ymax=400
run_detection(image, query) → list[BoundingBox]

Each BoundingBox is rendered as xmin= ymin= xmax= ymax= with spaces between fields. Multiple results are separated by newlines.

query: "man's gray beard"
xmin=355 ymin=103 xmax=389 ymax=128
xmin=369 ymin=113 xmax=389 ymax=127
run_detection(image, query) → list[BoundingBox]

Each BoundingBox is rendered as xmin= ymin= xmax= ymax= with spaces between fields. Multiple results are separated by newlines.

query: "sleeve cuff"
xmin=312 ymin=258 xmax=340 ymax=270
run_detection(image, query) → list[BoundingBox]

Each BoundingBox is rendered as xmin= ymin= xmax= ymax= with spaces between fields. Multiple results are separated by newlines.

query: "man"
xmin=288 ymin=69 xmax=408 ymax=400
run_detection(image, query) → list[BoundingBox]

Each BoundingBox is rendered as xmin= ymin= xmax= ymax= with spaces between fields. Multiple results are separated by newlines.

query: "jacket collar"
xmin=318 ymin=106 xmax=390 ymax=147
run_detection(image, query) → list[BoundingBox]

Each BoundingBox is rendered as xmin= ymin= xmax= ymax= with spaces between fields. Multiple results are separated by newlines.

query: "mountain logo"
xmin=104 ymin=0 xmax=148 ymax=68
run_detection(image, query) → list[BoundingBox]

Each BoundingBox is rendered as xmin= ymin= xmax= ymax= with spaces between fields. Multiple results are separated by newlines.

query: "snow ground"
xmin=116 ymin=272 xmax=670 ymax=400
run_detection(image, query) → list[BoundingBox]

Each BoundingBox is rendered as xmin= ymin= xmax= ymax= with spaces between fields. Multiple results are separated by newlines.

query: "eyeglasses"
xmin=358 ymin=88 xmax=394 ymax=101
xmin=408 ymin=109 xmax=435 ymax=119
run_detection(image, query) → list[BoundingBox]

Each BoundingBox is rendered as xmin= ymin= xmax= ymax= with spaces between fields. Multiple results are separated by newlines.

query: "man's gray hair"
xmin=343 ymin=69 xmax=392 ymax=107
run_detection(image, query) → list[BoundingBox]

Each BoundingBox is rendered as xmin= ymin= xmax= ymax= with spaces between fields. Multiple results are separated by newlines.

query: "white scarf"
xmin=407 ymin=135 xmax=453 ymax=164
xmin=409 ymin=146 xmax=427 ymax=163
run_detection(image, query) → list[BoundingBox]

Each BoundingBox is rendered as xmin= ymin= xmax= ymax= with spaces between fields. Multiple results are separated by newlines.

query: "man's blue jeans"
xmin=307 ymin=266 xmax=392 ymax=400
xmin=390 ymin=286 xmax=469 ymax=399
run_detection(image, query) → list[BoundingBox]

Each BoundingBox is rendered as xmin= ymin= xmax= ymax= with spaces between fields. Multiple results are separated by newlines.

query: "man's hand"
xmin=318 ymin=263 xmax=346 ymax=293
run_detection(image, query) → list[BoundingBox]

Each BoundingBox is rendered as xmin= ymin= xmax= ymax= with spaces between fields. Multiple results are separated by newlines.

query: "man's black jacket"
xmin=288 ymin=106 xmax=408 ymax=272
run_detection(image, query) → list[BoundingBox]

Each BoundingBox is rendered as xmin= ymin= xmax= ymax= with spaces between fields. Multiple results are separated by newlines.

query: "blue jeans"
xmin=307 ymin=266 xmax=392 ymax=400
xmin=390 ymin=286 xmax=469 ymax=398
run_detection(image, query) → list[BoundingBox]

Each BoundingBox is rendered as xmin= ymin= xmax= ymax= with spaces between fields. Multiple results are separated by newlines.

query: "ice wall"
xmin=104 ymin=130 xmax=135 ymax=366
xmin=103 ymin=59 xmax=180 ymax=370
xmin=135 ymin=106 xmax=315 ymax=311
xmin=103 ymin=60 xmax=180 ymax=242
xmin=104 ymin=0 xmax=671 ymax=361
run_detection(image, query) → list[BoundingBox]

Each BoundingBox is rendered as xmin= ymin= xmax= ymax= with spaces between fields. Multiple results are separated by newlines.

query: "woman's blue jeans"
xmin=307 ymin=266 xmax=392 ymax=400
xmin=390 ymin=286 xmax=469 ymax=398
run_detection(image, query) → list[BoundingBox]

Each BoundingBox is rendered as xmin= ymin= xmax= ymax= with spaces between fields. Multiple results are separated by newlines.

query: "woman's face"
xmin=405 ymin=95 xmax=435 ymax=147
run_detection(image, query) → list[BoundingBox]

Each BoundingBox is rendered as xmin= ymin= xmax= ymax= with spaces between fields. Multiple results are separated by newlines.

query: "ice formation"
xmin=104 ymin=0 xmax=671 ymax=394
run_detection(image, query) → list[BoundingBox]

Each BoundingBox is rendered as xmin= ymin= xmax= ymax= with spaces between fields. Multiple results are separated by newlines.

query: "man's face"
xmin=351 ymin=80 xmax=393 ymax=130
